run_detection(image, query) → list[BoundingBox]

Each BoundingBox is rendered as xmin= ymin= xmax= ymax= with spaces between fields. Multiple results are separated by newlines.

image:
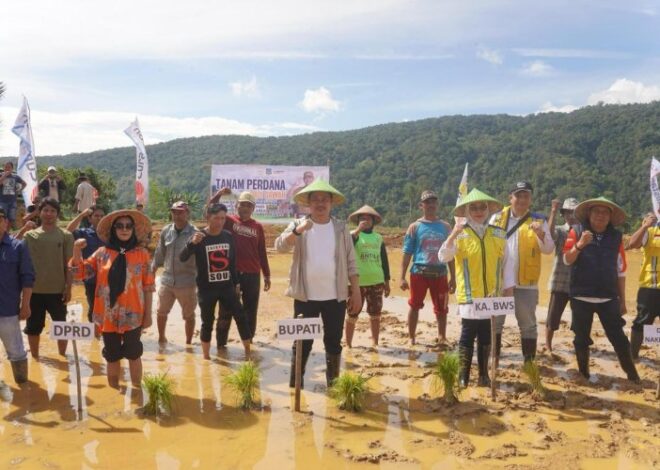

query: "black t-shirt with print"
xmin=179 ymin=229 xmax=238 ymax=290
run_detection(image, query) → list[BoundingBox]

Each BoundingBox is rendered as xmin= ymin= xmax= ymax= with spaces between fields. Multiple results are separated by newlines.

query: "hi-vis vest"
xmin=455 ymin=225 xmax=507 ymax=304
xmin=640 ymin=225 xmax=660 ymax=289
xmin=491 ymin=206 xmax=545 ymax=286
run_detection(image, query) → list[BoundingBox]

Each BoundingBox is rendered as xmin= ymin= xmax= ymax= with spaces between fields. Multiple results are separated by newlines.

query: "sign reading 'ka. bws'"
xmin=470 ymin=297 xmax=516 ymax=320
xmin=277 ymin=318 xmax=324 ymax=340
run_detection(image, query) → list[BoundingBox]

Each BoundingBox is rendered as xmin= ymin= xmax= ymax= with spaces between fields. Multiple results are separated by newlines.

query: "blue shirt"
xmin=0 ymin=233 xmax=35 ymax=317
xmin=73 ymin=227 xmax=104 ymax=286
xmin=403 ymin=218 xmax=450 ymax=275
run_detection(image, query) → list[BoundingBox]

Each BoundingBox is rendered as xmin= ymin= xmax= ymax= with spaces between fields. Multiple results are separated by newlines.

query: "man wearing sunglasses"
xmin=0 ymin=207 xmax=34 ymax=384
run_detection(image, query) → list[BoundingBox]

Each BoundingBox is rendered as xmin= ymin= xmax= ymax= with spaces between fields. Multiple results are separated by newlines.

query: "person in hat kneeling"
xmin=346 ymin=205 xmax=390 ymax=348
xmin=439 ymin=189 xmax=514 ymax=387
xmin=275 ymin=179 xmax=361 ymax=389
xmin=70 ymin=209 xmax=155 ymax=388
xmin=563 ymin=197 xmax=640 ymax=383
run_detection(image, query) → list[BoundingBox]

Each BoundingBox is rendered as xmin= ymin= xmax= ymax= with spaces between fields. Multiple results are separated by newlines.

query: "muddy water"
xmin=1 ymin=250 xmax=659 ymax=469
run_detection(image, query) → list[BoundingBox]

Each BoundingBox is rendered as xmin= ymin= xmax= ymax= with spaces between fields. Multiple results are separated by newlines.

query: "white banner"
xmin=50 ymin=322 xmax=95 ymax=341
xmin=277 ymin=318 xmax=324 ymax=340
xmin=11 ymin=97 xmax=38 ymax=205
xmin=455 ymin=162 xmax=468 ymax=225
xmin=651 ymin=157 xmax=660 ymax=218
xmin=210 ymin=164 xmax=330 ymax=220
xmin=124 ymin=118 xmax=149 ymax=208
xmin=470 ymin=297 xmax=516 ymax=319
xmin=644 ymin=324 xmax=660 ymax=345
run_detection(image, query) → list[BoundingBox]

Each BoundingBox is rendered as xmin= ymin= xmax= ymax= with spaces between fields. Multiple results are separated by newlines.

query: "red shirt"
xmin=224 ymin=215 xmax=270 ymax=277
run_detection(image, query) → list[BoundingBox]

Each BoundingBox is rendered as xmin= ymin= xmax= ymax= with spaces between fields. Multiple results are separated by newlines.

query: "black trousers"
xmin=239 ymin=272 xmax=261 ymax=338
xmin=459 ymin=318 xmax=491 ymax=350
xmin=198 ymin=285 xmax=250 ymax=344
xmin=292 ymin=299 xmax=346 ymax=356
xmin=570 ymin=298 xmax=630 ymax=351
xmin=84 ymin=282 xmax=96 ymax=323
xmin=632 ymin=287 xmax=660 ymax=332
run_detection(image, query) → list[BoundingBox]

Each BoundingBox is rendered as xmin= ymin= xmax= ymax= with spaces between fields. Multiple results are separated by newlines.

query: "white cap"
xmin=47 ymin=166 xmax=57 ymax=172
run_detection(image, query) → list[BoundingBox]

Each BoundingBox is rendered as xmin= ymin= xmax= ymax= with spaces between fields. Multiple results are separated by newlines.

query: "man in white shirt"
xmin=73 ymin=175 xmax=97 ymax=217
xmin=490 ymin=181 xmax=554 ymax=364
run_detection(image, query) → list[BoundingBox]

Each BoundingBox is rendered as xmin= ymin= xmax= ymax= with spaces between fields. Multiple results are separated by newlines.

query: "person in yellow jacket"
xmin=439 ymin=189 xmax=514 ymax=387
xmin=627 ymin=212 xmax=660 ymax=359
xmin=490 ymin=181 xmax=554 ymax=364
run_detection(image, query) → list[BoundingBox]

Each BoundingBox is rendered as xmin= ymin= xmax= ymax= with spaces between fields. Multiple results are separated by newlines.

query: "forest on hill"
xmin=4 ymin=101 xmax=660 ymax=228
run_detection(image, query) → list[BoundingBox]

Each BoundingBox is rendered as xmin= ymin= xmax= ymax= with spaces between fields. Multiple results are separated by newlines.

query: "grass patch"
xmin=142 ymin=372 xmax=176 ymax=416
xmin=433 ymin=350 xmax=461 ymax=405
xmin=329 ymin=371 xmax=369 ymax=412
xmin=522 ymin=360 xmax=547 ymax=399
xmin=225 ymin=361 xmax=261 ymax=409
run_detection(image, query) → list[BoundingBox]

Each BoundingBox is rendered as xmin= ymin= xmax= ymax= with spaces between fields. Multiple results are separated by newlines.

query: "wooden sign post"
xmin=277 ymin=316 xmax=324 ymax=412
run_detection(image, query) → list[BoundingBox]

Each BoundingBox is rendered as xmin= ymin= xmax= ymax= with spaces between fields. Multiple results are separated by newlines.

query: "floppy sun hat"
xmin=293 ymin=179 xmax=346 ymax=206
xmin=454 ymin=188 xmax=503 ymax=218
xmin=97 ymin=209 xmax=152 ymax=243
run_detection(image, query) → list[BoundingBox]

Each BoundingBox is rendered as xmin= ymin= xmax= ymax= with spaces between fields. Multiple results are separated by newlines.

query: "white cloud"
xmin=521 ymin=60 xmax=554 ymax=77
xmin=0 ymin=107 xmax=319 ymax=156
xmin=587 ymin=78 xmax=660 ymax=105
xmin=513 ymin=48 xmax=632 ymax=59
xmin=230 ymin=76 xmax=260 ymax=98
xmin=476 ymin=47 xmax=503 ymax=65
xmin=537 ymin=101 xmax=579 ymax=113
xmin=299 ymin=87 xmax=341 ymax=113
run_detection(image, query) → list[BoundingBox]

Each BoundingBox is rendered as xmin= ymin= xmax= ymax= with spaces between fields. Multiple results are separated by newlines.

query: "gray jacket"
xmin=152 ymin=223 xmax=197 ymax=288
xmin=275 ymin=217 xmax=358 ymax=302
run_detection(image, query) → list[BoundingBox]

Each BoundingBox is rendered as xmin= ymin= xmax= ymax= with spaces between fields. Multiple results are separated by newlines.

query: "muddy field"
xmin=0 ymin=238 xmax=658 ymax=469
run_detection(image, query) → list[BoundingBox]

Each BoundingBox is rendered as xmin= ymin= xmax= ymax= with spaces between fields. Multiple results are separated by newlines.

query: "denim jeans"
xmin=0 ymin=316 xmax=27 ymax=361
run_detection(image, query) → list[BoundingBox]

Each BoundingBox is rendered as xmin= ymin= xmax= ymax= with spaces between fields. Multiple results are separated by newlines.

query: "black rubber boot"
xmin=289 ymin=345 xmax=311 ymax=388
xmin=11 ymin=359 xmax=28 ymax=384
xmin=494 ymin=334 xmax=502 ymax=368
xmin=630 ymin=328 xmax=644 ymax=361
xmin=459 ymin=346 xmax=474 ymax=388
xmin=477 ymin=345 xmax=491 ymax=387
xmin=575 ymin=348 xmax=590 ymax=379
xmin=325 ymin=353 xmax=341 ymax=388
xmin=522 ymin=338 xmax=537 ymax=363
xmin=614 ymin=344 xmax=641 ymax=384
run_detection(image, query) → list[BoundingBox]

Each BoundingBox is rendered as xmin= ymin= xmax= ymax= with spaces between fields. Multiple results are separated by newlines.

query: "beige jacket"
xmin=275 ymin=217 xmax=358 ymax=302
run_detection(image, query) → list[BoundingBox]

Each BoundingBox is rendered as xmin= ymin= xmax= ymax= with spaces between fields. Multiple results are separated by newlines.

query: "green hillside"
xmin=7 ymin=102 xmax=660 ymax=228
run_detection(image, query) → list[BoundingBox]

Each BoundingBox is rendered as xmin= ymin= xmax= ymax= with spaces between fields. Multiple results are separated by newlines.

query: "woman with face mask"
xmin=70 ymin=209 xmax=154 ymax=389
xmin=438 ymin=189 xmax=514 ymax=388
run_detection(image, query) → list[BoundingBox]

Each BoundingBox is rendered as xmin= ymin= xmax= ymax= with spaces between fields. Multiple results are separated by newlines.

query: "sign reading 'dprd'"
xmin=50 ymin=322 xmax=95 ymax=341
xmin=277 ymin=318 xmax=324 ymax=340
xmin=643 ymin=325 xmax=660 ymax=345
xmin=470 ymin=297 xmax=516 ymax=320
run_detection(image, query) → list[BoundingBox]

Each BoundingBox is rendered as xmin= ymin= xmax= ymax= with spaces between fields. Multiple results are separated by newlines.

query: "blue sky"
xmin=1 ymin=0 xmax=659 ymax=155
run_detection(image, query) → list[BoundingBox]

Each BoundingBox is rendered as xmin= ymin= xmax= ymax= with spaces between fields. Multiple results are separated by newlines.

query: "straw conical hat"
xmin=348 ymin=205 xmax=382 ymax=225
xmin=574 ymin=196 xmax=626 ymax=226
xmin=97 ymin=209 xmax=152 ymax=244
xmin=293 ymin=179 xmax=346 ymax=206
xmin=454 ymin=188 xmax=503 ymax=218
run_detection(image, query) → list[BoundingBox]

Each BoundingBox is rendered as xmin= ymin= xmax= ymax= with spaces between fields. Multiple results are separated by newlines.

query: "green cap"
xmin=454 ymin=188 xmax=503 ymax=218
xmin=293 ymin=179 xmax=346 ymax=206
xmin=574 ymin=196 xmax=626 ymax=226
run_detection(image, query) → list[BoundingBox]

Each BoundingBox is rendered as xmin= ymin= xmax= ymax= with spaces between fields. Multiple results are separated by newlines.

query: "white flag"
xmin=455 ymin=163 xmax=469 ymax=224
xmin=651 ymin=157 xmax=660 ymax=218
xmin=124 ymin=118 xmax=149 ymax=209
xmin=11 ymin=97 xmax=38 ymax=205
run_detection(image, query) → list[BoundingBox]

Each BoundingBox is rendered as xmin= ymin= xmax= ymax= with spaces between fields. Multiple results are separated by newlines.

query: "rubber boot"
xmin=11 ymin=359 xmax=28 ymax=384
xmin=289 ymin=345 xmax=311 ymax=389
xmin=459 ymin=346 xmax=473 ymax=388
xmin=325 ymin=353 xmax=341 ymax=388
xmin=494 ymin=334 xmax=502 ymax=368
xmin=630 ymin=328 xmax=644 ymax=360
xmin=575 ymin=348 xmax=590 ymax=379
xmin=477 ymin=345 xmax=491 ymax=387
xmin=521 ymin=338 xmax=537 ymax=363
xmin=614 ymin=344 xmax=641 ymax=384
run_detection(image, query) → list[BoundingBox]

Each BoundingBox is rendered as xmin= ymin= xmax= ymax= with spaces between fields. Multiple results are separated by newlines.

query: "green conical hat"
xmin=454 ymin=188 xmax=503 ymax=218
xmin=293 ymin=179 xmax=346 ymax=206
xmin=574 ymin=196 xmax=626 ymax=226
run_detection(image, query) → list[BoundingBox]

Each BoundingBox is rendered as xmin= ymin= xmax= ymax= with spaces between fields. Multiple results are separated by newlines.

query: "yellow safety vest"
xmin=491 ymin=206 xmax=545 ymax=286
xmin=455 ymin=225 xmax=507 ymax=304
xmin=639 ymin=225 xmax=660 ymax=289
